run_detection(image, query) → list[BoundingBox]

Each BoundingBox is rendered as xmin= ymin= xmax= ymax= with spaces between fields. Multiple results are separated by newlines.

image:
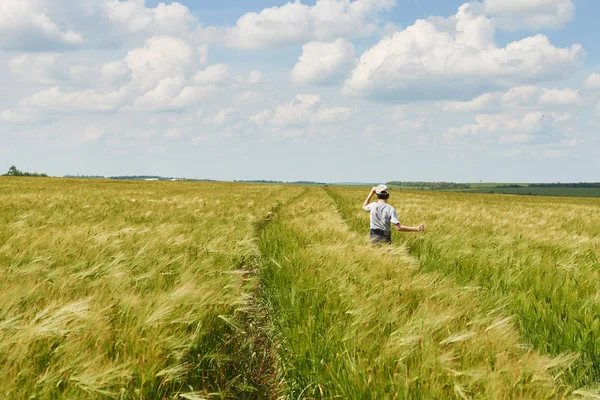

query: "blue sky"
xmin=1 ymin=0 xmax=598 ymax=182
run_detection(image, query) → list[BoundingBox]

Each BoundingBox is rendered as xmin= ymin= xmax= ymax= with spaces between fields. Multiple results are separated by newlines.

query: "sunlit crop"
xmin=0 ymin=178 xmax=301 ymax=398
xmin=2 ymin=178 xmax=597 ymax=399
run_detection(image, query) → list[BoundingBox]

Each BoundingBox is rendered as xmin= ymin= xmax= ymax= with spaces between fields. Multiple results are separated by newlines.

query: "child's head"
xmin=375 ymin=184 xmax=389 ymax=200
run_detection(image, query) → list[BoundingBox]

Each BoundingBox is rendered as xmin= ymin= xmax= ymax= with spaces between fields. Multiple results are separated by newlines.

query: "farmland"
xmin=1 ymin=178 xmax=599 ymax=398
xmin=386 ymin=183 xmax=600 ymax=198
xmin=462 ymin=187 xmax=600 ymax=198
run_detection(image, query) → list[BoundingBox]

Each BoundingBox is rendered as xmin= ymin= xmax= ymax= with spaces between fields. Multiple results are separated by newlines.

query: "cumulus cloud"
xmin=203 ymin=108 xmax=241 ymax=126
xmin=247 ymin=71 xmax=264 ymax=85
xmin=235 ymin=91 xmax=263 ymax=104
xmin=0 ymin=0 xmax=200 ymax=51
xmin=583 ymin=73 xmax=600 ymax=89
xmin=23 ymin=86 xmax=130 ymax=112
xmin=81 ymin=125 xmax=106 ymax=142
xmin=200 ymin=0 xmax=395 ymax=49
xmin=292 ymin=39 xmax=356 ymax=85
xmin=101 ymin=61 xmax=132 ymax=86
xmin=444 ymin=111 xmax=572 ymax=146
xmin=12 ymin=33 xmax=265 ymax=114
xmin=0 ymin=107 xmax=40 ymax=124
xmin=16 ymin=35 xmax=201 ymax=112
xmin=441 ymin=86 xmax=581 ymax=112
xmin=343 ymin=4 xmax=582 ymax=102
xmin=8 ymin=53 xmax=62 ymax=84
xmin=251 ymin=95 xmax=354 ymax=126
xmin=194 ymin=64 xmax=230 ymax=86
xmin=125 ymin=35 xmax=195 ymax=90
xmin=7 ymin=52 xmax=110 ymax=89
xmin=482 ymin=0 xmax=575 ymax=30
xmin=0 ymin=0 xmax=84 ymax=50
xmin=538 ymin=88 xmax=580 ymax=105
xmin=312 ymin=106 xmax=354 ymax=123
xmin=104 ymin=0 xmax=195 ymax=36
xmin=164 ymin=128 xmax=183 ymax=139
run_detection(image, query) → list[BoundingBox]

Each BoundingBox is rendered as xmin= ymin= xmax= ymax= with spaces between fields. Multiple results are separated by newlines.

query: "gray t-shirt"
xmin=363 ymin=202 xmax=400 ymax=231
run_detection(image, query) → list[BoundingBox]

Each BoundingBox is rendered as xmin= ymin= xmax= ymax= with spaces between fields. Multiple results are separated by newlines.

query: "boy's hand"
xmin=417 ymin=224 xmax=425 ymax=232
xmin=371 ymin=186 xmax=378 ymax=192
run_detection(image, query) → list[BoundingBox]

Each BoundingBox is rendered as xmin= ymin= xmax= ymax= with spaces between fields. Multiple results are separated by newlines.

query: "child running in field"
xmin=363 ymin=185 xmax=424 ymax=244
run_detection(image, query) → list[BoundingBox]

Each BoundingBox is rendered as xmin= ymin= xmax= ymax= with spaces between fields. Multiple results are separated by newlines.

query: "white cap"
xmin=375 ymin=184 xmax=389 ymax=195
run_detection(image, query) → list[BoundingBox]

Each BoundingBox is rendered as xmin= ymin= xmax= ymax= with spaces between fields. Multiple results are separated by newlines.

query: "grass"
xmin=327 ymin=186 xmax=600 ymax=390
xmin=258 ymin=188 xmax=573 ymax=398
xmin=0 ymin=177 xmax=302 ymax=399
xmin=2 ymin=178 xmax=597 ymax=398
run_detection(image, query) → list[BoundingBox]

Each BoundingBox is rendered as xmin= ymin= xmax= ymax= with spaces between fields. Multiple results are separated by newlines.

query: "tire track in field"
xmin=242 ymin=188 xmax=308 ymax=399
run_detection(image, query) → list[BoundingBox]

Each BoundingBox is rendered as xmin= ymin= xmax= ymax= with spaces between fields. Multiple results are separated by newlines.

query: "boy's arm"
xmin=394 ymin=223 xmax=425 ymax=232
xmin=362 ymin=187 xmax=377 ymax=210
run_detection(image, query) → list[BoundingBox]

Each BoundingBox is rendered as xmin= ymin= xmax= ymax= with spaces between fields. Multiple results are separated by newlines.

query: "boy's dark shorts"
xmin=370 ymin=229 xmax=391 ymax=244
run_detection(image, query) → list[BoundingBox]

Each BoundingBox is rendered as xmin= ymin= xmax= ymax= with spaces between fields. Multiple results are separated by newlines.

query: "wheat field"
xmin=1 ymin=178 xmax=599 ymax=399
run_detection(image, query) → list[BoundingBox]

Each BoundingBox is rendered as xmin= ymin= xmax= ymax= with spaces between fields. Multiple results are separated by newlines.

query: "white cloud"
xmin=8 ymin=53 xmax=62 ymax=84
xmin=235 ymin=91 xmax=263 ymax=104
xmin=103 ymin=0 xmax=196 ymax=38
xmin=444 ymin=111 xmax=572 ymax=146
xmin=101 ymin=60 xmax=131 ymax=85
xmin=482 ymin=0 xmax=574 ymax=30
xmin=271 ymin=94 xmax=322 ymax=126
xmin=14 ymin=35 xmax=230 ymax=113
xmin=164 ymin=128 xmax=183 ymax=139
xmin=194 ymin=64 xmax=230 ymax=86
xmin=169 ymin=86 xmax=219 ymax=109
xmin=0 ymin=107 xmax=39 ymax=124
xmin=583 ymin=73 xmax=600 ymax=89
xmin=292 ymin=39 xmax=356 ymax=85
xmin=249 ymin=109 xmax=272 ymax=126
xmin=0 ymin=0 xmax=84 ymax=50
xmin=312 ymin=106 xmax=354 ymax=123
xmin=204 ymin=108 xmax=240 ymax=126
xmin=7 ymin=52 xmax=107 ymax=88
xmin=23 ymin=86 xmax=130 ymax=112
xmin=81 ymin=125 xmax=106 ymax=142
xmin=197 ymin=45 xmax=209 ymax=66
xmin=442 ymin=93 xmax=497 ymax=113
xmin=251 ymin=94 xmax=354 ymax=127
xmin=247 ymin=71 xmax=264 ymax=85
xmin=442 ymin=86 xmax=581 ymax=112
xmin=0 ymin=0 xmax=202 ymax=51
xmin=538 ymin=88 xmax=580 ymax=105
xmin=125 ymin=35 xmax=195 ymax=90
xmin=200 ymin=0 xmax=395 ymax=49
xmin=131 ymin=76 xmax=185 ymax=111
xmin=0 ymin=0 xmax=394 ymax=52
xmin=343 ymin=4 xmax=581 ymax=102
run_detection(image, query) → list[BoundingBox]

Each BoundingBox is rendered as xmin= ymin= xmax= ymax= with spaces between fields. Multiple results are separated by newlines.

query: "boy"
xmin=362 ymin=184 xmax=425 ymax=243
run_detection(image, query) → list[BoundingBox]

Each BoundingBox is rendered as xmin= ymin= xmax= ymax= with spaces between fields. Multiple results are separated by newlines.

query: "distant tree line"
xmin=110 ymin=175 xmax=166 ymax=180
xmin=3 ymin=166 xmax=47 ymax=177
xmin=234 ymin=180 xmax=326 ymax=185
xmin=528 ymin=182 xmax=600 ymax=188
xmin=110 ymin=175 xmax=214 ymax=182
xmin=64 ymin=175 xmax=106 ymax=179
xmin=387 ymin=181 xmax=470 ymax=190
